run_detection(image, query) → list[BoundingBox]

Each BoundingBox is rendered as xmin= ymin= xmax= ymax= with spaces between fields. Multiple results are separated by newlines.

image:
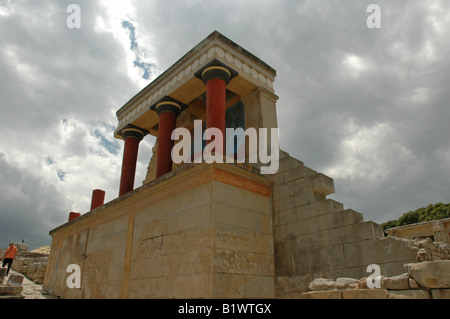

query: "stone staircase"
xmin=270 ymin=150 xmax=418 ymax=297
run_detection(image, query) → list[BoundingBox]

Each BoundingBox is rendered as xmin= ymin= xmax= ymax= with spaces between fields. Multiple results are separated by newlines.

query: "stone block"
xmin=167 ymin=202 xmax=211 ymax=233
xmin=293 ymin=230 xmax=331 ymax=251
xmin=0 ymin=285 xmax=23 ymax=296
xmin=7 ymin=274 xmax=24 ymax=286
xmin=405 ymin=260 xmax=450 ymax=289
xmin=431 ymin=289 xmax=450 ymax=299
xmin=213 ymin=180 xmax=271 ymax=213
xmin=128 ymin=277 xmax=167 ymax=298
xmin=342 ymin=289 xmax=389 ymax=299
xmin=161 ymin=231 xmax=181 ymax=255
xmin=272 ymin=183 xmax=292 ymax=200
xmin=215 ymin=228 xmax=273 ymax=254
xmin=382 ymin=273 xmax=410 ymax=290
xmin=283 ymin=166 xmax=305 ymax=183
xmin=329 ymin=221 xmax=384 ymax=245
xmin=343 ymin=236 xmax=418 ymax=270
xmin=409 ymin=278 xmax=419 ymax=289
xmin=308 ymin=278 xmax=336 ymax=291
xmin=277 ymin=156 xmax=304 ymax=174
xmin=244 ymin=275 xmax=275 ymax=298
xmin=388 ymin=289 xmax=431 ymax=299
xmin=212 ymin=273 xmax=246 ymax=298
xmin=308 ymin=246 xmax=346 ymax=273
xmin=180 ymin=227 xmax=213 ymax=252
xmin=292 ymin=173 xmax=334 ymax=196
xmin=135 ymin=236 xmax=162 ymax=259
xmin=0 ymin=268 xmax=5 ymax=284
xmin=213 ymin=248 xmax=274 ymax=276
xmin=213 ymin=202 xmax=272 ymax=234
xmin=302 ymin=290 xmax=342 ymax=299
xmin=278 ymin=208 xmax=297 ymax=225
xmin=275 ymin=274 xmax=313 ymax=295
xmin=134 ymin=219 xmax=167 ymax=242
xmin=335 ymin=277 xmax=359 ymax=289
xmin=167 ymin=273 xmax=212 ymax=298
xmin=295 ymin=199 xmax=344 ymax=220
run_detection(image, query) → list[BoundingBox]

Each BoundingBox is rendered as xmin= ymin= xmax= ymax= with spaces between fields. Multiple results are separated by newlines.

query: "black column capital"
xmin=194 ymin=59 xmax=238 ymax=85
xmin=118 ymin=124 xmax=148 ymax=141
xmin=149 ymin=96 xmax=188 ymax=117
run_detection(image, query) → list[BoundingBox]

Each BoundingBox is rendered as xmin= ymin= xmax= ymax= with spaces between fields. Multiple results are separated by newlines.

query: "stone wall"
xmin=302 ymin=260 xmax=450 ymax=299
xmin=45 ymin=163 xmax=275 ymax=299
xmin=411 ymin=237 xmax=450 ymax=261
xmin=270 ymin=150 xmax=419 ymax=298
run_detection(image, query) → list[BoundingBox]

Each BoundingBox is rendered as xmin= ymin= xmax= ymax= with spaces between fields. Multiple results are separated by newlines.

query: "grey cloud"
xmin=0 ymin=153 xmax=68 ymax=249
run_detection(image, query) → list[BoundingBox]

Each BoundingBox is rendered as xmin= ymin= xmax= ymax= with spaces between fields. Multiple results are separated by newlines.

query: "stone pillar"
xmin=195 ymin=59 xmax=238 ymax=152
xmin=118 ymin=125 xmax=148 ymax=196
xmin=90 ymin=189 xmax=105 ymax=210
xmin=150 ymin=96 xmax=187 ymax=178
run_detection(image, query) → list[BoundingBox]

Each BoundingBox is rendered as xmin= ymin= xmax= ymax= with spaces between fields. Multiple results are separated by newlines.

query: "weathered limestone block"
xmin=275 ymin=274 xmax=313 ymax=296
xmin=409 ymin=278 xmax=419 ymax=289
xmin=382 ymin=273 xmax=410 ymax=290
xmin=308 ymin=278 xmax=336 ymax=291
xmin=405 ymin=260 xmax=450 ymax=288
xmin=213 ymin=273 xmax=245 ymax=298
xmin=302 ymin=290 xmax=342 ymax=299
xmin=330 ymin=221 xmax=384 ymax=245
xmin=277 ymin=155 xmax=304 ymax=175
xmin=388 ymin=289 xmax=431 ymax=299
xmin=214 ymin=248 xmax=274 ymax=276
xmin=343 ymin=237 xmax=418 ymax=272
xmin=431 ymin=289 xmax=450 ymax=299
xmin=7 ymin=274 xmax=24 ymax=286
xmin=335 ymin=277 xmax=359 ymax=289
xmin=0 ymin=285 xmax=23 ymax=295
xmin=245 ymin=275 xmax=275 ymax=298
xmin=296 ymin=199 xmax=344 ymax=221
xmin=342 ymin=289 xmax=389 ymax=299
xmin=0 ymin=268 xmax=5 ymax=284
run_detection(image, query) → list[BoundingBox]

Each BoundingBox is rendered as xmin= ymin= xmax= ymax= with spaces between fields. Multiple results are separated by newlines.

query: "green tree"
xmin=381 ymin=220 xmax=398 ymax=230
xmin=382 ymin=202 xmax=450 ymax=230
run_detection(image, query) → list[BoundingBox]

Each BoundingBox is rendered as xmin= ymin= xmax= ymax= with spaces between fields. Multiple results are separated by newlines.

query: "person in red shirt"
xmin=2 ymin=242 xmax=18 ymax=276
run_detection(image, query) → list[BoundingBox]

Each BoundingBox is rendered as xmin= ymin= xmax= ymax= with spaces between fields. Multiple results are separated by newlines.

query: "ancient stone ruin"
xmin=43 ymin=31 xmax=449 ymax=299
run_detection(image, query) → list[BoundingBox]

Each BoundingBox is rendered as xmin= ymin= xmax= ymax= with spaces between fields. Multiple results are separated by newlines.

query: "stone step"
xmin=328 ymin=220 xmax=385 ymax=245
xmin=0 ymin=294 xmax=25 ymax=299
xmin=279 ymin=208 xmax=367 ymax=239
xmin=0 ymin=285 xmax=24 ymax=296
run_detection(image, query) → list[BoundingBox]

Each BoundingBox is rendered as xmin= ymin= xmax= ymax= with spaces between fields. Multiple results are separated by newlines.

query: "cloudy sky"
xmin=0 ymin=0 xmax=449 ymax=249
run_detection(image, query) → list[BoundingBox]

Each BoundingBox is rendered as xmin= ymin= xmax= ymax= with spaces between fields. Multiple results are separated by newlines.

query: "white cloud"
xmin=341 ymin=54 xmax=371 ymax=78
xmin=325 ymin=121 xmax=393 ymax=181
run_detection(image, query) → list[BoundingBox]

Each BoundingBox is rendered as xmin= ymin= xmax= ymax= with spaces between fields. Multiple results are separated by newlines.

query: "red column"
xmin=118 ymin=126 xmax=146 ymax=196
xmin=150 ymin=96 xmax=187 ymax=178
xmin=206 ymin=78 xmax=227 ymax=148
xmin=90 ymin=189 xmax=105 ymax=210
xmin=156 ymin=111 xmax=177 ymax=178
xmin=194 ymin=60 xmax=237 ymax=155
xmin=68 ymin=212 xmax=81 ymax=222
